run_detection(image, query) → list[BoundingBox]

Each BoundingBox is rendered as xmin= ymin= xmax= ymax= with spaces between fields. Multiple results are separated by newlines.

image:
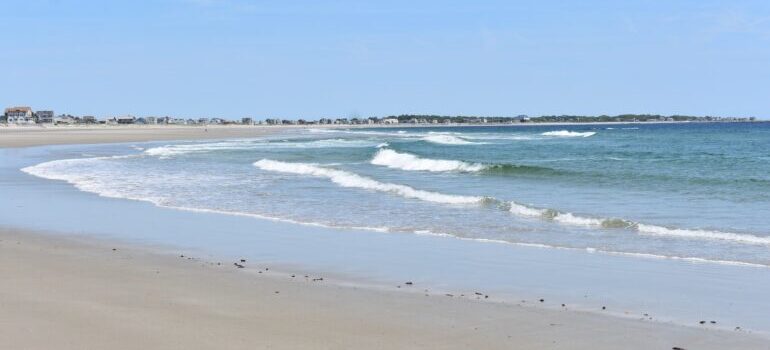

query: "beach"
xmin=0 ymin=121 xmax=720 ymax=148
xmin=2 ymin=125 xmax=770 ymax=349
xmin=0 ymin=125 xmax=278 ymax=148
xmin=3 ymin=227 xmax=768 ymax=350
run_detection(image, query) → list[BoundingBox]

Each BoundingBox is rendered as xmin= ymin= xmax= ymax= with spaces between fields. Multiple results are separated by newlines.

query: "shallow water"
xmin=2 ymin=129 xmax=770 ymax=334
xmin=20 ymin=122 xmax=770 ymax=266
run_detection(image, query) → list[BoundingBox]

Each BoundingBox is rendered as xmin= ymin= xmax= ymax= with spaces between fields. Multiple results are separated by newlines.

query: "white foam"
xmin=422 ymin=134 xmax=478 ymax=145
xmin=144 ymin=139 xmax=380 ymax=158
xmin=541 ymin=130 xmax=596 ymax=138
xmin=637 ymin=224 xmax=770 ymax=246
xmin=253 ymin=159 xmax=484 ymax=205
xmin=552 ymin=212 xmax=605 ymax=226
xmin=21 ymin=155 xmax=163 ymax=204
xmin=508 ymin=202 xmax=547 ymax=217
xmin=371 ymin=149 xmax=486 ymax=172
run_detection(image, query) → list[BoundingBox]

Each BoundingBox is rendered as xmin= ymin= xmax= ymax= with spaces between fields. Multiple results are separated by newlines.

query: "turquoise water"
xmin=21 ymin=122 xmax=770 ymax=266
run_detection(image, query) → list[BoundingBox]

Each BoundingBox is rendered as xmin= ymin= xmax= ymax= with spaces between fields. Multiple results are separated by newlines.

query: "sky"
xmin=2 ymin=0 xmax=769 ymax=119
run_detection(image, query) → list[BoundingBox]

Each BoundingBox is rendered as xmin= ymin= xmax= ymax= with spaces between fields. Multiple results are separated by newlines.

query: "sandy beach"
xmin=0 ymin=121 xmax=721 ymax=148
xmin=2 ymin=227 xmax=768 ymax=350
xmin=2 ymin=126 xmax=769 ymax=349
xmin=0 ymin=125 xmax=281 ymax=148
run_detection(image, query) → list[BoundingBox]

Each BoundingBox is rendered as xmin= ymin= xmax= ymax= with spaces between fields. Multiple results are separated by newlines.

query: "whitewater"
xmin=17 ymin=123 xmax=770 ymax=268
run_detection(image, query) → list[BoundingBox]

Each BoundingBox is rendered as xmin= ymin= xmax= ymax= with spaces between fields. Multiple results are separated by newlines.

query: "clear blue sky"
xmin=2 ymin=0 xmax=769 ymax=119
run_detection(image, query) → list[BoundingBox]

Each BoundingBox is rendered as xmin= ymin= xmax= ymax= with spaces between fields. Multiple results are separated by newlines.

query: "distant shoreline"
xmin=0 ymin=120 xmax=763 ymax=148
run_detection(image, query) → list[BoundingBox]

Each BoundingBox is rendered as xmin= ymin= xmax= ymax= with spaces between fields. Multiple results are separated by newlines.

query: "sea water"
xmin=20 ymin=122 xmax=770 ymax=267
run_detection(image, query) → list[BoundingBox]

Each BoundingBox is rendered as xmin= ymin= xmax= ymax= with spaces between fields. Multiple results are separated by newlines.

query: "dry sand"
xmin=2 ymin=228 xmax=768 ymax=350
xmin=0 ymin=125 xmax=281 ymax=148
xmin=3 ymin=125 xmax=768 ymax=349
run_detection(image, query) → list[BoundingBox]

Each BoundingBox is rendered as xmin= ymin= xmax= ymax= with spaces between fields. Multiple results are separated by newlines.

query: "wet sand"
xmin=1 ymin=228 xmax=768 ymax=350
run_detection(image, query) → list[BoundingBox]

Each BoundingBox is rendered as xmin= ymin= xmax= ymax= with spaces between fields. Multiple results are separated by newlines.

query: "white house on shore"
xmin=4 ymin=106 xmax=35 ymax=124
xmin=54 ymin=114 xmax=77 ymax=125
xmin=381 ymin=118 xmax=399 ymax=124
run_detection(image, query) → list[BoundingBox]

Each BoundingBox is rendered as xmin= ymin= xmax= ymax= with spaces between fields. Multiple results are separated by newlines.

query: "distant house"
xmin=241 ymin=117 xmax=253 ymax=125
xmin=81 ymin=116 xmax=97 ymax=124
xmin=381 ymin=118 xmax=399 ymax=124
xmin=36 ymin=110 xmax=54 ymax=123
xmin=4 ymin=106 xmax=34 ymax=124
xmin=513 ymin=115 xmax=530 ymax=123
xmin=54 ymin=114 xmax=77 ymax=125
xmin=116 ymin=116 xmax=136 ymax=124
xmin=145 ymin=117 xmax=157 ymax=124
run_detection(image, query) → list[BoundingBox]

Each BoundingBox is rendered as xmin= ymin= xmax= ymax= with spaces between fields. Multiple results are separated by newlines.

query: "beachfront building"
xmin=81 ymin=116 xmax=97 ymax=124
xmin=104 ymin=115 xmax=136 ymax=124
xmin=117 ymin=116 xmax=136 ymax=124
xmin=54 ymin=114 xmax=77 ymax=125
xmin=145 ymin=117 xmax=157 ymax=124
xmin=381 ymin=118 xmax=399 ymax=124
xmin=168 ymin=118 xmax=187 ymax=125
xmin=241 ymin=117 xmax=253 ymax=125
xmin=36 ymin=110 xmax=54 ymax=123
xmin=4 ymin=106 xmax=35 ymax=124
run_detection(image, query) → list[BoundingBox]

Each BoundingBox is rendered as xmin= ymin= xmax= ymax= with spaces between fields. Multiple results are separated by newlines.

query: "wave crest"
xmin=422 ymin=134 xmax=479 ymax=145
xmin=253 ymin=159 xmax=485 ymax=205
xmin=637 ymin=224 xmax=770 ymax=246
xmin=541 ymin=130 xmax=596 ymax=137
xmin=145 ymin=139 xmax=381 ymax=158
xmin=371 ymin=149 xmax=485 ymax=172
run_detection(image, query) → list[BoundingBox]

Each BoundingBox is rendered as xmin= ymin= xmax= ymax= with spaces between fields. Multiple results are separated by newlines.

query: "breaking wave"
xmin=370 ymin=149 xmax=562 ymax=176
xmin=23 ymin=152 xmax=770 ymax=264
xmin=371 ymin=149 xmax=486 ymax=172
xmin=636 ymin=224 xmax=770 ymax=246
xmin=503 ymin=201 xmax=770 ymax=246
xmin=253 ymin=159 xmax=770 ymax=247
xmin=253 ymin=159 xmax=486 ymax=205
xmin=422 ymin=134 xmax=479 ymax=145
xmin=541 ymin=130 xmax=596 ymax=137
xmin=145 ymin=139 xmax=381 ymax=158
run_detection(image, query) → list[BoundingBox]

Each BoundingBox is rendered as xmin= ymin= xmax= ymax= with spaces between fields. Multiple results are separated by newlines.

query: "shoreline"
xmin=3 ymin=126 xmax=770 ymax=348
xmin=1 ymin=120 xmax=761 ymax=148
xmin=3 ymin=226 xmax=768 ymax=349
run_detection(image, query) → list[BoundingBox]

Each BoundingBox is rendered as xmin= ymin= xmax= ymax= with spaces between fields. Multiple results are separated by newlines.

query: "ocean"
xmin=21 ymin=122 xmax=770 ymax=267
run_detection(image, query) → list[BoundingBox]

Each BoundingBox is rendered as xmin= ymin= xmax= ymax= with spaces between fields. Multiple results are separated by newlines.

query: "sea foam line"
xmin=421 ymin=134 xmax=480 ymax=145
xmin=254 ymin=159 xmax=770 ymax=247
xmin=371 ymin=149 xmax=486 ymax=172
xmin=144 ymin=139 xmax=381 ymax=158
xmin=24 ymin=155 xmax=770 ymax=250
xmin=253 ymin=159 xmax=486 ymax=205
xmin=21 ymin=158 xmax=393 ymax=234
xmin=505 ymin=201 xmax=770 ymax=246
xmin=541 ymin=130 xmax=596 ymax=137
